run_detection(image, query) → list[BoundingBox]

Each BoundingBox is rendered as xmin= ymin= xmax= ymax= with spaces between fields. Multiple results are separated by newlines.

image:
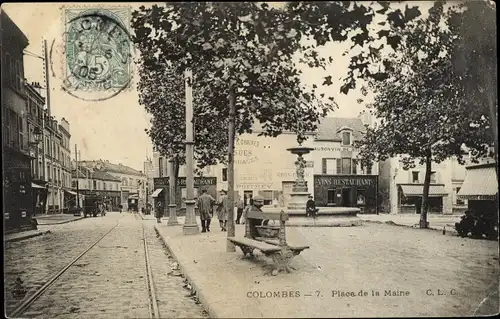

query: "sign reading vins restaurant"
xmin=154 ymin=177 xmax=217 ymax=188
xmin=315 ymin=177 xmax=375 ymax=187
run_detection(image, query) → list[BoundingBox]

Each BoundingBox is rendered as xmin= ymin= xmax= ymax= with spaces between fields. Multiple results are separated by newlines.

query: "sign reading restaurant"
xmin=153 ymin=177 xmax=217 ymax=188
xmin=314 ymin=176 xmax=375 ymax=187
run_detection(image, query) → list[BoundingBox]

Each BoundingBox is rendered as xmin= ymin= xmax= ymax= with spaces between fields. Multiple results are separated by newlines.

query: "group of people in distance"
xmin=197 ymin=189 xmax=253 ymax=232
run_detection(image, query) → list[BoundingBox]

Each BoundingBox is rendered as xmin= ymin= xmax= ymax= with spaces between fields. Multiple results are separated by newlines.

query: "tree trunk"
xmin=173 ymin=156 xmax=180 ymax=190
xmin=420 ymin=153 xmax=432 ymax=229
xmin=226 ymin=85 xmax=236 ymax=252
xmin=486 ymin=80 xmax=498 ymax=176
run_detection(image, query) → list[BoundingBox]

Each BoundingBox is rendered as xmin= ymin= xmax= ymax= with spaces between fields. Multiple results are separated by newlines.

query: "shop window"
xmin=341 ymin=131 xmax=352 ymax=146
xmin=412 ymin=171 xmax=419 ymax=183
xmin=258 ymin=190 xmax=274 ymax=205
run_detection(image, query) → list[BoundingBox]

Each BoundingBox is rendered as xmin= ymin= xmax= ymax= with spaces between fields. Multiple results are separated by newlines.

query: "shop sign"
xmin=236 ymin=183 xmax=274 ymax=190
xmin=314 ymin=146 xmax=355 ymax=152
xmin=154 ymin=177 xmax=216 ymax=187
xmin=314 ymin=176 xmax=375 ymax=187
xmin=235 ymin=139 xmax=260 ymax=165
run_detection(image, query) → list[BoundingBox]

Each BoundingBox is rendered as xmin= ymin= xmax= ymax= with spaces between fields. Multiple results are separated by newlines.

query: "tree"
xmin=132 ymin=2 xmax=334 ymax=251
xmin=448 ymin=1 xmax=497 ymax=169
xmin=137 ymin=58 xmax=229 ymax=187
xmin=354 ymin=3 xmax=490 ymax=228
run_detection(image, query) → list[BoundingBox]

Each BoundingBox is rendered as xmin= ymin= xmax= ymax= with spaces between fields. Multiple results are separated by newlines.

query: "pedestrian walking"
xmin=197 ymin=189 xmax=215 ymax=232
xmin=155 ymin=201 xmax=163 ymax=223
xmin=216 ymin=190 xmax=229 ymax=231
xmin=235 ymin=195 xmax=244 ymax=224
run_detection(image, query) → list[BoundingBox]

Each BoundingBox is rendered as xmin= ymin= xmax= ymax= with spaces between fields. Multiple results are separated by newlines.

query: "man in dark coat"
xmin=197 ymin=189 xmax=215 ymax=232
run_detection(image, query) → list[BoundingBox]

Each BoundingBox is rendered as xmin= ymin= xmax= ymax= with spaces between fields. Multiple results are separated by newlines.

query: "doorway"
xmin=243 ymin=190 xmax=253 ymax=206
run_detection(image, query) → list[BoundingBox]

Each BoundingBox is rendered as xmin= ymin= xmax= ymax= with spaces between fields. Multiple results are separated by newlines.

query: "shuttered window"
xmin=336 ymin=159 xmax=342 ymax=174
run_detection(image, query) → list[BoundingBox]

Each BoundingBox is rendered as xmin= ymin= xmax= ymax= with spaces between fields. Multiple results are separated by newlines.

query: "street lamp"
xmin=30 ymin=127 xmax=43 ymax=179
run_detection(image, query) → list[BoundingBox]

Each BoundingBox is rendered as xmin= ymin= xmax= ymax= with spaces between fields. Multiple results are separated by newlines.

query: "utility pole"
xmin=182 ymin=69 xmax=199 ymax=235
xmin=75 ymin=144 xmax=80 ymax=209
xmin=43 ymin=39 xmax=51 ymax=118
xmin=227 ymin=85 xmax=236 ymax=252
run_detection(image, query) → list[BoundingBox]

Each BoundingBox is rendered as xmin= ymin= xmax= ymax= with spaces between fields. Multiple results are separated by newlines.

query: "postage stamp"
xmin=62 ymin=7 xmax=133 ymax=101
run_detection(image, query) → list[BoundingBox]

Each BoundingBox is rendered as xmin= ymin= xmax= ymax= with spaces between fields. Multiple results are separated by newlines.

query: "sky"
xmin=2 ymin=2 xmax=432 ymax=171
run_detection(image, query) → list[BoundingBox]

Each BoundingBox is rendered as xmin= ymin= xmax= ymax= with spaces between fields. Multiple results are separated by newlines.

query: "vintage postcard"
xmin=2 ymin=2 xmax=498 ymax=318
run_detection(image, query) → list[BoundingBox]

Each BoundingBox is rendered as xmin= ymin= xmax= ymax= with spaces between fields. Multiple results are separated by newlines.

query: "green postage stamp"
xmin=63 ymin=7 xmax=132 ymax=101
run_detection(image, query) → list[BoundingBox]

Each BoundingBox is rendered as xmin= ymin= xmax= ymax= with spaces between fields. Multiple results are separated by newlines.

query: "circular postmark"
xmin=63 ymin=8 xmax=133 ymax=101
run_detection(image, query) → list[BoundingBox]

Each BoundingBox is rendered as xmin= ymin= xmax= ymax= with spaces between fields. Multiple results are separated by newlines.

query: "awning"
xmin=458 ymin=165 xmax=498 ymax=200
xmin=32 ymin=182 xmax=45 ymax=189
xmin=400 ymin=184 xmax=448 ymax=197
xmin=65 ymin=190 xmax=77 ymax=196
xmin=151 ymin=189 xmax=163 ymax=198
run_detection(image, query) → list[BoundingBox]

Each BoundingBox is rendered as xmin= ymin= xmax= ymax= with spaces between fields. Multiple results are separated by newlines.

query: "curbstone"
xmin=154 ymin=225 xmax=219 ymax=319
xmin=5 ymin=230 xmax=51 ymax=243
xmin=35 ymin=216 xmax=85 ymax=225
xmin=362 ymin=219 xmax=458 ymax=236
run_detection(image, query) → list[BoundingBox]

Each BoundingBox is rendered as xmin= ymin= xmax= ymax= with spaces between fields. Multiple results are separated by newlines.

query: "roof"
xmin=458 ymin=165 xmax=498 ymax=199
xmin=314 ymin=117 xmax=366 ymax=141
xmin=80 ymin=160 xmax=145 ymax=177
xmin=92 ymin=171 xmax=121 ymax=182
xmin=399 ymin=184 xmax=448 ymax=197
xmin=1 ymin=10 xmax=29 ymax=46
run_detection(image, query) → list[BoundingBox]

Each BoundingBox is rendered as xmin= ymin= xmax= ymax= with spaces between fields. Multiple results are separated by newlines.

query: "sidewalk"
xmin=360 ymin=214 xmax=461 ymax=235
xmin=34 ymin=214 xmax=85 ymax=225
xmin=4 ymin=229 xmax=51 ymax=243
xmin=154 ymin=220 xmax=498 ymax=318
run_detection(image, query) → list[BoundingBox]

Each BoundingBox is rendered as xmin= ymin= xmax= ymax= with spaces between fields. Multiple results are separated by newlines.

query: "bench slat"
xmin=254 ymin=237 xmax=310 ymax=250
xmin=228 ymin=237 xmax=281 ymax=253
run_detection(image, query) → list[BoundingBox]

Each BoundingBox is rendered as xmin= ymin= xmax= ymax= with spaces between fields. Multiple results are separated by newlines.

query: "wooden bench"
xmin=229 ymin=209 xmax=310 ymax=275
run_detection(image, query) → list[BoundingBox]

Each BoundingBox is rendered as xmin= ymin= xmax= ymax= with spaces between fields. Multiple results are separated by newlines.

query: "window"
xmin=341 ymin=158 xmax=352 ymax=174
xmin=322 ymin=158 xmax=337 ymax=174
xmin=72 ymin=181 xmax=77 ymax=188
xmin=352 ymin=159 xmax=358 ymax=175
xmin=430 ymin=171 xmax=437 ymax=183
xmin=366 ymin=163 xmax=373 ymax=175
xmin=341 ymin=131 xmax=351 ymax=146
xmin=222 ymin=168 xmax=228 ymax=181
xmin=412 ymin=171 xmax=419 ymax=183
xmin=258 ymin=190 xmax=274 ymax=205
xmin=456 ymin=187 xmax=465 ymax=205
xmin=103 ymin=182 xmax=106 ymax=190
xmin=93 ymin=180 xmax=97 ymax=189
xmin=159 ymin=157 xmax=164 ymax=177
xmin=18 ymin=115 xmax=24 ymax=151
xmin=88 ymin=180 xmax=92 ymax=189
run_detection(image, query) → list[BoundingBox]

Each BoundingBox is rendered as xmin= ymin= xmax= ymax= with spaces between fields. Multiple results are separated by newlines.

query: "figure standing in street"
xmin=235 ymin=195 xmax=244 ymax=224
xmin=155 ymin=201 xmax=163 ymax=223
xmin=197 ymin=189 xmax=215 ymax=232
xmin=217 ymin=190 xmax=229 ymax=231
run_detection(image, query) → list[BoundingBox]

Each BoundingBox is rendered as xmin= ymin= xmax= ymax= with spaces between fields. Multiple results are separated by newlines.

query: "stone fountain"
xmin=261 ymin=143 xmax=361 ymax=227
xmin=286 ymin=145 xmax=315 ymax=210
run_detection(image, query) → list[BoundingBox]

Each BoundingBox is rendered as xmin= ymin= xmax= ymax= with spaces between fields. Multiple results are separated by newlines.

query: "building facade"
xmin=143 ymin=157 xmax=154 ymax=209
xmin=79 ymin=160 xmax=147 ymax=210
xmin=71 ymin=164 xmax=122 ymax=208
xmin=2 ymin=11 xmax=33 ymax=229
xmin=153 ymin=116 xmax=379 ymax=213
xmin=378 ymin=154 xmax=474 ymax=215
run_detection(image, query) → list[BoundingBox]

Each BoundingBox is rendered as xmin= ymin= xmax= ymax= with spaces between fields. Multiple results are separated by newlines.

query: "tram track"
xmin=9 ymin=213 xmax=161 ymax=319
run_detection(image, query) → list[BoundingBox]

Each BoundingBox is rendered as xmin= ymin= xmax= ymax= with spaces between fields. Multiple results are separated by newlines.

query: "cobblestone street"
xmin=4 ymin=212 xmax=207 ymax=318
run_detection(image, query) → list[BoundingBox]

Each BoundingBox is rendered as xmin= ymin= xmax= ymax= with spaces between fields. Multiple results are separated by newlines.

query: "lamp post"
xmin=30 ymin=127 xmax=43 ymax=217
xmin=183 ymin=69 xmax=199 ymax=235
xmin=30 ymin=127 xmax=43 ymax=179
